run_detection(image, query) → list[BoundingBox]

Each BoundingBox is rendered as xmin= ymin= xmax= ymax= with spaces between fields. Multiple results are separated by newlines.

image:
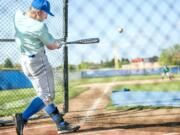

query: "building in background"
xmin=122 ymin=57 xmax=160 ymax=70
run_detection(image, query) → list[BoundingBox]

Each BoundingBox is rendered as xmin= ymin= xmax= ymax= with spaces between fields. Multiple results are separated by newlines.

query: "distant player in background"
xmin=14 ymin=0 xmax=80 ymax=134
xmin=161 ymin=65 xmax=173 ymax=80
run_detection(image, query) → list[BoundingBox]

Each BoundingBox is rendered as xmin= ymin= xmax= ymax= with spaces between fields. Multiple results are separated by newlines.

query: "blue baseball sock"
xmin=44 ymin=103 xmax=64 ymax=126
xmin=22 ymin=97 xmax=45 ymax=121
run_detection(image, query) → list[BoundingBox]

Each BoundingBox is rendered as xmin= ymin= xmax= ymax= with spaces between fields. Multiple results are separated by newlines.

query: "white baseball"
xmin=117 ymin=27 xmax=123 ymax=33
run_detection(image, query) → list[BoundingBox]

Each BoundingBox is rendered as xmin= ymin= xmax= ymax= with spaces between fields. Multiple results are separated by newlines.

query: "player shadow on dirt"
xmin=73 ymin=121 xmax=180 ymax=134
xmin=67 ymin=108 xmax=180 ymax=134
xmin=71 ymin=108 xmax=169 ymax=121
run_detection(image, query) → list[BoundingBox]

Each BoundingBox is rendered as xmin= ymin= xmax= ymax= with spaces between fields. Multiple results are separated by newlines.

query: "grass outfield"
xmin=71 ymin=74 xmax=180 ymax=85
xmin=0 ymin=85 xmax=87 ymax=116
xmin=113 ymin=80 xmax=180 ymax=91
xmin=0 ymin=74 xmax=179 ymax=116
xmin=107 ymin=81 xmax=180 ymax=110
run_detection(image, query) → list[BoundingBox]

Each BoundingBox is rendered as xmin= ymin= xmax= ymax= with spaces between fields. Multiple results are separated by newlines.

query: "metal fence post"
xmin=63 ymin=0 xmax=69 ymax=113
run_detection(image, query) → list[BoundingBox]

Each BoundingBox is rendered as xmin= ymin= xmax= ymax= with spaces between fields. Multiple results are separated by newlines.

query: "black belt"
xmin=28 ymin=54 xmax=35 ymax=58
xmin=28 ymin=51 xmax=45 ymax=58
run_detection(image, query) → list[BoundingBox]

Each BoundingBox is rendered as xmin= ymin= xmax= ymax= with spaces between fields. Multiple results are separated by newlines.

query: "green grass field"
xmin=0 ymin=84 xmax=87 ymax=116
xmin=71 ymin=74 xmax=180 ymax=85
xmin=0 ymin=74 xmax=179 ymax=116
xmin=113 ymin=80 xmax=180 ymax=92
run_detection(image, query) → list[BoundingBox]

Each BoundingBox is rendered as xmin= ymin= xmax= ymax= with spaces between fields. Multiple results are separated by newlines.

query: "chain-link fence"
xmin=0 ymin=0 xmax=180 ymax=126
xmin=68 ymin=0 xmax=180 ymax=65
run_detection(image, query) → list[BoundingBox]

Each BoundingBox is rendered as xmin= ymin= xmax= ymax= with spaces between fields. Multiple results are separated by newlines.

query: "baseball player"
xmin=14 ymin=0 xmax=80 ymax=134
xmin=161 ymin=65 xmax=171 ymax=80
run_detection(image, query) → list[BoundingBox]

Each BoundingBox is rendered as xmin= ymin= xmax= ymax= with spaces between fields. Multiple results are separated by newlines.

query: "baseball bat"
xmin=58 ymin=38 xmax=100 ymax=45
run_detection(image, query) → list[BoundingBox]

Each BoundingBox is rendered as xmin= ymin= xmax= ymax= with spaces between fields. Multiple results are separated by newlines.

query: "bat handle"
xmin=57 ymin=42 xmax=64 ymax=49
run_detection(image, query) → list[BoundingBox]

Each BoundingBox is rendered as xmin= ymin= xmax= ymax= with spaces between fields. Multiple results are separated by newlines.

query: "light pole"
xmin=113 ymin=27 xmax=123 ymax=69
xmin=113 ymin=45 xmax=120 ymax=69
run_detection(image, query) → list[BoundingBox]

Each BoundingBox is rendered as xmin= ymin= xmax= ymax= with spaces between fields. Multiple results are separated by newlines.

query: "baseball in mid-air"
xmin=117 ymin=27 xmax=123 ymax=33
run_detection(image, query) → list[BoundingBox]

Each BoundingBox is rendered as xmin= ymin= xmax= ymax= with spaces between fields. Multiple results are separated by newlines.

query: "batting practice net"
xmin=0 ymin=0 xmax=180 ymax=125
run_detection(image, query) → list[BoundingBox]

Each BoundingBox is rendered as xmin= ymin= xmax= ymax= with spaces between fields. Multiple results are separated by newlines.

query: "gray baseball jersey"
xmin=14 ymin=10 xmax=56 ymax=102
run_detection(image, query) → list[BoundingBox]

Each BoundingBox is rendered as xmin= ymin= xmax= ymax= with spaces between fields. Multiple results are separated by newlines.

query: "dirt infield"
xmin=0 ymin=78 xmax=180 ymax=135
xmin=1 ymin=125 xmax=178 ymax=135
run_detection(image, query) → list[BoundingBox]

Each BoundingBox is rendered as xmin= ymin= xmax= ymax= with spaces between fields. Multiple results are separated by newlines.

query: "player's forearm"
xmin=46 ymin=42 xmax=61 ymax=50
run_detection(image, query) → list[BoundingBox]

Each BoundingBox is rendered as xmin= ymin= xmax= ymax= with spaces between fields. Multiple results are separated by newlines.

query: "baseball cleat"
xmin=14 ymin=113 xmax=26 ymax=135
xmin=57 ymin=121 xmax=80 ymax=134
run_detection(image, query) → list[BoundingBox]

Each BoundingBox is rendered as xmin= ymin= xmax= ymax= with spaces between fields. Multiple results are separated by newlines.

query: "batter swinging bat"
xmin=58 ymin=38 xmax=100 ymax=45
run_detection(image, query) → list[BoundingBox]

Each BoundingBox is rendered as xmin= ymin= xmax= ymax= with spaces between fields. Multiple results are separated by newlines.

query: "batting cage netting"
xmin=0 ymin=0 xmax=180 ymax=126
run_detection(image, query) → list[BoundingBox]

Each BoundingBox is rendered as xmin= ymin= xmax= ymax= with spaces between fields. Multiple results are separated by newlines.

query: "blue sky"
xmin=0 ymin=0 xmax=180 ymax=67
xmin=68 ymin=0 xmax=180 ymax=64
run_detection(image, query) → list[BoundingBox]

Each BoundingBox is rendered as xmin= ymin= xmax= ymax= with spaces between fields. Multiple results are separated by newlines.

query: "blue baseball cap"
xmin=31 ymin=0 xmax=54 ymax=16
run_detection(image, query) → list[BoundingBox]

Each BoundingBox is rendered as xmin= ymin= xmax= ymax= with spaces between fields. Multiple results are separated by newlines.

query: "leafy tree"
xmin=78 ymin=62 xmax=89 ymax=70
xmin=69 ymin=64 xmax=77 ymax=71
xmin=148 ymin=56 xmax=159 ymax=62
xmin=14 ymin=63 xmax=21 ymax=70
xmin=0 ymin=64 xmax=3 ymax=70
xmin=101 ymin=59 xmax=114 ymax=68
xmin=121 ymin=58 xmax=130 ymax=65
xmin=4 ymin=58 xmax=14 ymax=68
xmin=159 ymin=44 xmax=180 ymax=65
xmin=171 ymin=44 xmax=180 ymax=65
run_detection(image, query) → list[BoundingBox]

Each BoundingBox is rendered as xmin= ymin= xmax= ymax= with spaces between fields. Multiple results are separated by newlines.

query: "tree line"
xmin=159 ymin=44 xmax=180 ymax=66
xmin=1 ymin=44 xmax=179 ymax=71
xmin=0 ymin=58 xmax=21 ymax=70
